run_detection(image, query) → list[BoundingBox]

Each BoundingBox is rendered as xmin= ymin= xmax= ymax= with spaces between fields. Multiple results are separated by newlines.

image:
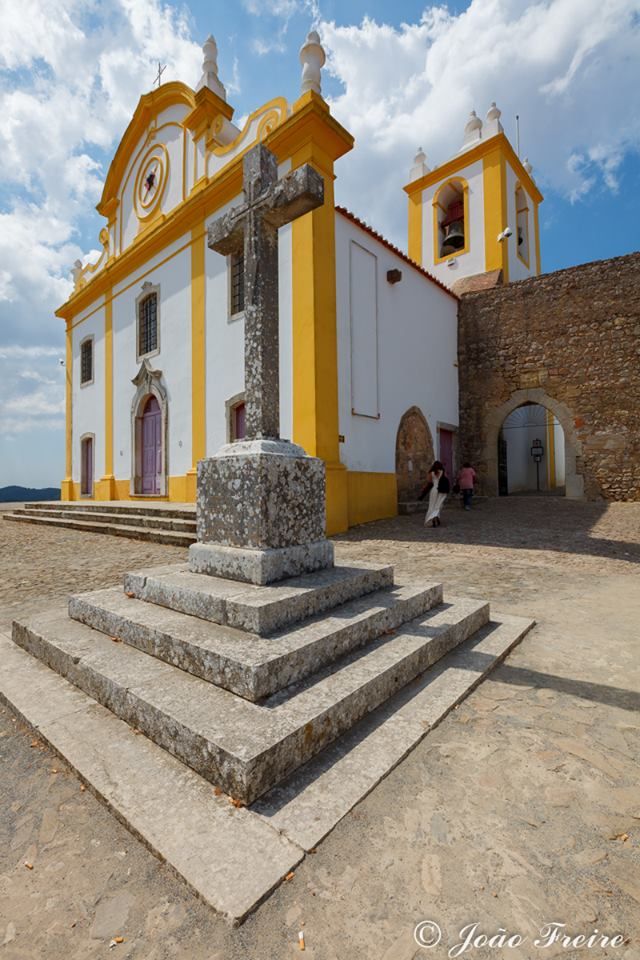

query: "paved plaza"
xmin=0 ymin=497 xmax=638 ymax=959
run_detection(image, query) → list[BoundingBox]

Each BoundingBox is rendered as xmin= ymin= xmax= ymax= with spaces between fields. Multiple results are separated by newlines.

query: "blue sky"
xmin=1 ymin=0 xmax=639 ymax=487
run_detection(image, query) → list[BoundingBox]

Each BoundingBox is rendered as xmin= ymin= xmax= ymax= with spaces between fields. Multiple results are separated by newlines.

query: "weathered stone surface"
xmin=12 ymin=596 xmax=489 ymax=804
xmin=0 ymin=635 xmax=303 ymax=923
xmin=195 ymin=440 xmax=327 ymax=552
xmin=69 ymin=581 xmax=442 ymax=701
xmin=458 ymin=251 xmax=640 ymax=501
xmin=189 ymin=539 xmax=334 ymax=585
xmin=254 ymin=614 xmax=534 ymax=850
xmin=124 ymin=561 xmax=394 ymax=635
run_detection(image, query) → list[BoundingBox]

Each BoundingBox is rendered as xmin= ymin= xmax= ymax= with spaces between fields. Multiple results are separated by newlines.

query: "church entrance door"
xmin=141 ymin=395 xmax=161 ymax=495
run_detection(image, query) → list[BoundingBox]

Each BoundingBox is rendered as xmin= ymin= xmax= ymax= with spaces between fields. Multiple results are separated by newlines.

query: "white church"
xmin=58 ymin=31 xmax=547 ymax=535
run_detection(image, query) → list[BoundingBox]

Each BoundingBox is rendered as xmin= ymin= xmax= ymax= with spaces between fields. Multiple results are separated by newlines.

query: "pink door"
xmin=81 ymin=437 xmax=93 ymax=496
xmin=439 ymin=429 xmax=454 ymax=481
xmin=234 ymin=402 xmax=246 ymax=440
xmin=141 ymin=396 xmax=161 ymax=494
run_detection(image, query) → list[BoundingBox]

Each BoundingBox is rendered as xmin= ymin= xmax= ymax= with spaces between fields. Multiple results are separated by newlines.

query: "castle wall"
xmin=458 ymin=251 xmax=640 ymax=500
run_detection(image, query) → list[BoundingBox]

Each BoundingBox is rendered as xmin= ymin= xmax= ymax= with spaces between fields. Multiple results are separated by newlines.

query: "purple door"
xmin=81 ymin=437 xmax=93 ymax=496
xmin=141 ymin=396 xmax=161 ymax=494
xmin=234 ymin=402 xmax=246 ymax=441
xmin=439 ymin=428 xmax=454 ymax=481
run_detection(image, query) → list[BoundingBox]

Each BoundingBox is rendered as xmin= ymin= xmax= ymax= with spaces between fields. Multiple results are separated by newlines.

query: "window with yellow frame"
xmin=433 ymin=178 xmax=469 ymax=264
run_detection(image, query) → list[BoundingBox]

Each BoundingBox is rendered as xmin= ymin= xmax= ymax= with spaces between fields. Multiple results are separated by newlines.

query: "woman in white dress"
xmin=423 ymin=461 xmax=448 ymax=528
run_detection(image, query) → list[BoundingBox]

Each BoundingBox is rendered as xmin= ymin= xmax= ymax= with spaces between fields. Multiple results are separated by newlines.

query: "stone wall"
xmin=458 ymin=251 xmax=640 ymax=500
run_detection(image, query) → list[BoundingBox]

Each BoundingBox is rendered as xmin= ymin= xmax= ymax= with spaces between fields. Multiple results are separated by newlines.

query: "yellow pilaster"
xmin=482 ymin=147 xmax=509 ymax=282
xmin=61 ymin=320 xmax=74 ymax=501
xmin=546 ymin=408 xmax=556 ymax=489
xmin=408 ymin=190 xmax=423 ymax=264
xmin=290 ymin=91 xmax=353 ymax=535
xmin=96 ymin=291 xmax=116 ymax=500
xmin=187 ymin=224 xmax=206 ymax=501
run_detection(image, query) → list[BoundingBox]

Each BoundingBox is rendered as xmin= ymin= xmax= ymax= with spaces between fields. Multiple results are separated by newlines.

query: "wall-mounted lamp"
xmin=386 ymin=268 xmax=402 ymax=284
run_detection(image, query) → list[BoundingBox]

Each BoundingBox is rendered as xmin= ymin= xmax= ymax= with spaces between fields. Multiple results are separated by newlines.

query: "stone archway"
xmin=395 ymin=406 xmax=435 ymax=503
xmin=131 ymin=358 xmax=169 ymax=496
xmin=484 ymin=389 xmax=584 ymax=498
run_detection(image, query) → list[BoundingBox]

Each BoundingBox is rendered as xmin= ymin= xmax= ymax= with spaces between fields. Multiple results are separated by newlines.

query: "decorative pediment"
xmin=131 ymin=358 xmax=165 ymax=397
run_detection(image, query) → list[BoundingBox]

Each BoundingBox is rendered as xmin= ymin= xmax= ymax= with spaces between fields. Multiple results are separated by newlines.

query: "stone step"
xmin=3 ymin=513 xmax=195 ymax=546
xmin=68 ymin=580 xmax=442 ymax=700
xmin=17 ymin=507 xmax=196 ymax=533
xmin=123 ymin=561 xmax=394 ymax=635
xmin=0 ymin=612 xmax=533 ymax=920
xmin=13 ymin=595 xmax=490 ymax=804
xmin=22 ymin=500 xmax=196 ymax=520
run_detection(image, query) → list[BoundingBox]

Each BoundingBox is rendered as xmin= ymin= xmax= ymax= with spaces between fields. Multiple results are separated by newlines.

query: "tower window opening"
xmin=435 ymin=180 xmax=467 ymax=261
xmin=515 ymin=185 xmax=530 ymax=267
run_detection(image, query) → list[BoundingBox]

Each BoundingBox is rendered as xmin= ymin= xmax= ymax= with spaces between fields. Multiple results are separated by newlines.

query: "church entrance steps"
xmin=12 ymin=595 xmax=489 ymax=805
xmin=122 ymin=561 xmax=395 ymax=635
xmin=67 ymin=580 xmax=443 ymax=701
xmin=4 ymin=512 xmax=195 ymax=546
xmin=0 ymin=610 xmax=533 ymax=922
xmin=3 ymin=501 xmax=197 ymax=545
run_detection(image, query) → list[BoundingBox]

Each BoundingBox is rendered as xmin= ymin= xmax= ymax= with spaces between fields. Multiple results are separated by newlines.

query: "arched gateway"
xmin=395 ymin=406 xmax=435 ymax=503
xmin=484 ymin=389 xmax=584 ymax=498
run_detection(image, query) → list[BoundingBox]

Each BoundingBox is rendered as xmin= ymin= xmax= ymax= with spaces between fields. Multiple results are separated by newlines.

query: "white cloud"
xmin=320 ymin=0 xmax=640 ymax=247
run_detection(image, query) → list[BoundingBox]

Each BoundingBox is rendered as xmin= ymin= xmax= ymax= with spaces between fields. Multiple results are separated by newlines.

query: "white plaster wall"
xmin=204 ymin=165 xmax=293 ymax=455
xmin=119 ymin=104 xmax=188 ymax=254
xmin=112 ymin=239 xmax=192 ymax=482
xmin=335 ymin=212 xmax=459 ymax=474
xmin=421 ymin=158 xmax=485 ymax=286
xmin=71 ymin=300 xmax=105 ymax=484
xmin=505 ymin=161 xmax=536 ymax=282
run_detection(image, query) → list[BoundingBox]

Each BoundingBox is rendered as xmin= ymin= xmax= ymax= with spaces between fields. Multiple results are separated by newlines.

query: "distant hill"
xmin=0 ymin=485 xmax=60 ymax=503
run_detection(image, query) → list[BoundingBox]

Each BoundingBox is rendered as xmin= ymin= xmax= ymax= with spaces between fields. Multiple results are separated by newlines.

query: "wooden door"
xmin=81 ymin=437 xmax=93 ymax=496
xmin=141 ymin=396 xmax=161 ymax=494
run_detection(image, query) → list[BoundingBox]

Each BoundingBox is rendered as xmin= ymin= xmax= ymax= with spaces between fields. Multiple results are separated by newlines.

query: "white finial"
xmin=523 ymin=157 xmax=534 ymax=177
xmin=460 ymin=110 xmax=483 ymax=151
xmin=410 ymin=147 xmax=430 ymax=181
xmin=197 ymin=34 xmax=227 ymax=100
xmin=299 ymin=30 xmax=326 ymax=96
xmin=484 ymin=101 xmax=504 ymax=138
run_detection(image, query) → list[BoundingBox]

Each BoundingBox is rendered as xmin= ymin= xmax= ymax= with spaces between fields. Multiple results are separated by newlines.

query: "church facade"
xmin=59 ymin=31 xmax=638 ymax=527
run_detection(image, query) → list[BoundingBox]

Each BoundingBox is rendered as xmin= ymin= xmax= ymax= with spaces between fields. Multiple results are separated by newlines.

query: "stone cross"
xmin=208 ymin=143 xmax=324 ymax=440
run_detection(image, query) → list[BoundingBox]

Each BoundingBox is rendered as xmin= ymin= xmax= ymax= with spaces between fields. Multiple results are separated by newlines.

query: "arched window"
xmin=136 ymin=282 xmax=160 ymax=361
xmin=433 ymin=179 xmax=469 ymax=263
xmin=515 ymin=184 xmax=530 ymax=267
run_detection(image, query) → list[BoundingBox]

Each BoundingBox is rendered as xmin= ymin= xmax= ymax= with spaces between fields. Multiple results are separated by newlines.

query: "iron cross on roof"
xmin=208 ymin=143 xmax=324 ymax=441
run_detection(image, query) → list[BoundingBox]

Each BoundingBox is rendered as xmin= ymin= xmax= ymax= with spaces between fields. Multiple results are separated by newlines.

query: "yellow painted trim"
xmin=408 ymin=190 xmax=423 ymax=264
xmin=61 ymin=320 xmax=73 ymax=499
xmin=483 ymin=147 xmax=509 ymax=282
xmin=534 ymin=201 xmax=542 ymax=275
xmin=432 ymin=177 xmax=470 ymax=265
xmin=347 ymin=471 xmax=397 ymax=527
xmin=404 ymin=132 xmax=543 ymax=205
xmin=96 ymin=291 xmax=116 ymax=501
xmin=206 ymin=96 xmax=288 ymax=162
xmin=191 ymin=224 xmax=206 ymax=470
xmin=546 ymin=408 xmax=556 ymax=489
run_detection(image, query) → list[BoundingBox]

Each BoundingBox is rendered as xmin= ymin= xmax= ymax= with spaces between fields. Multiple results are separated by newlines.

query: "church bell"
xmin=440 ymin=199 xmax=465 ymax=256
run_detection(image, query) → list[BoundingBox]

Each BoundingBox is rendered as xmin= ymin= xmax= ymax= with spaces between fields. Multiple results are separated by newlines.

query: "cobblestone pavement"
xmin=0 ymin=498 xmax=639 ymax=960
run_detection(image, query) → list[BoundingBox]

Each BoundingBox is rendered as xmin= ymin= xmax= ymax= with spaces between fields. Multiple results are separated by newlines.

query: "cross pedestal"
xmin=188 ymin=144 xmax=334 ymax=585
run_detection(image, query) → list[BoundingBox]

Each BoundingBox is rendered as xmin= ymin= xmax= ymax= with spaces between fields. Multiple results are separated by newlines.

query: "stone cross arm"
xmin=208 ymin=161 xmax=324 ymax=256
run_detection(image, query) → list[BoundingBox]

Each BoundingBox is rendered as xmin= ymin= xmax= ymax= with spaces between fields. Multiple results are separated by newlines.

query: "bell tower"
xmin=405 ymin=103 xmax=543 ymax=288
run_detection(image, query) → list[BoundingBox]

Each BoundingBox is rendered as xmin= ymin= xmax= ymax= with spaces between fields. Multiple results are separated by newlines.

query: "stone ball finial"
xmin=486 ymin=101 xmax=501 ymax=122
xmin=523 ymin=157 xmax=533 ymax=176
xmin=299 ymin=29 xmax=326 ymax=96
xmin=484 ymin=101 xmax=504 ymax=138
xmin=465 ymin=110 xmax=482 ymax=134
xmin=197 ymin=33 xmax=227 ymax=100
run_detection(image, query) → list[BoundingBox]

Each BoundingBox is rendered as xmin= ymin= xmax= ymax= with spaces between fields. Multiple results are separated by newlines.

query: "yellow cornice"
xmin=404 ymin=132 xmax=543 ymax=204
xmin=98 ymin=81 xmax=196 ymax=216
xmin=57 ymin=97 xmax=354 ymax=322
xmin=183 ymin=86 xmax=234 ymax=137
